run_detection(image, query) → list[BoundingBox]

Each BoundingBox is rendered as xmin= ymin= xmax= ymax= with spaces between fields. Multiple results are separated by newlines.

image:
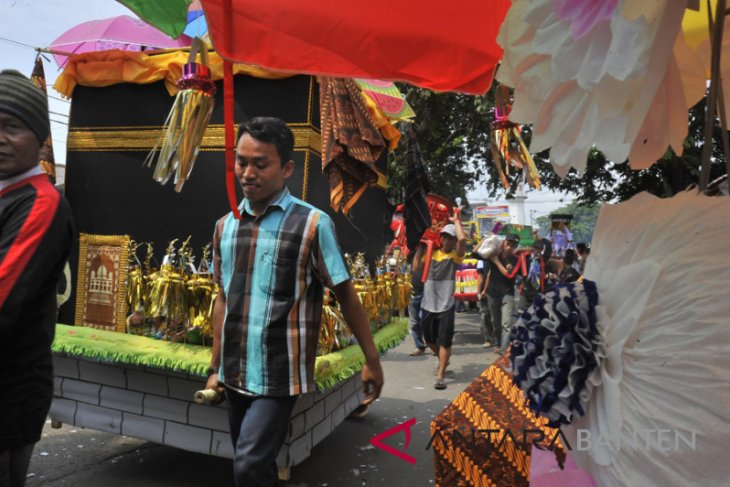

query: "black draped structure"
xmin=59 ymin=74 xmax=389 ymax=324
xmin=404 ymin=136 xmax=432 ymax=251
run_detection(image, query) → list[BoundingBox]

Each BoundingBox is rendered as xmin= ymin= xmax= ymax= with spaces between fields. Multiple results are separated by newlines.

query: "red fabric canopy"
xmin=201 ymin=0 xmax=510 ymax=94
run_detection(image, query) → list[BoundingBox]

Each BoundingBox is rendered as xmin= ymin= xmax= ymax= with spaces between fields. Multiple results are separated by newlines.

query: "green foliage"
xmin=387 ymin=84 xmax=501 ymax=204
xmin=387 ymin=86 xmax=726 ymax=207
xmin=534 ymin=202 xmax=601 ymax=244
xmin=533 ymin=97 xmax=726 ymax=204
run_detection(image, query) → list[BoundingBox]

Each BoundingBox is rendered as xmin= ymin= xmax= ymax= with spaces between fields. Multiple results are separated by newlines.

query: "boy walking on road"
xmin=413 ymin=212 xmax=466 ymax=390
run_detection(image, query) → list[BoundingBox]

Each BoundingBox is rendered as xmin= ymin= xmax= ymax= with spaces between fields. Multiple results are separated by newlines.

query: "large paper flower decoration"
xmin=497 ymin=1 xmax=706 ymax=176
xmin=511 ymin=191 xmax=730 ymax=485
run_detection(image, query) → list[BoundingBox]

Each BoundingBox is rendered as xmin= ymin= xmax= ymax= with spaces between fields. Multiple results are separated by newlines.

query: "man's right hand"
xmin=360 ymin=360 xmax=384 ymax=406
xmin=204 ymin=373 xmax=226 ymax=405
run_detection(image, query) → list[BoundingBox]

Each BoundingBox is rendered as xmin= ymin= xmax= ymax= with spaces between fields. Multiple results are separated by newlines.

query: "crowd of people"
xmin=407 ymin=221 xmax=591 ymax=387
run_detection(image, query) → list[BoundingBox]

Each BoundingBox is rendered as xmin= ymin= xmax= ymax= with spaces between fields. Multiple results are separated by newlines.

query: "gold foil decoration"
xmin=145 ymin=38 xmax=216 ymax=192
xmin=186 ymin=244 xmax=218 ymax=340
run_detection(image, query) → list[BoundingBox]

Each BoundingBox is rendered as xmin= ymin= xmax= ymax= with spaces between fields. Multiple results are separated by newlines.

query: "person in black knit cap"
xmin=0 ymin=69 xmax=74 ymax=487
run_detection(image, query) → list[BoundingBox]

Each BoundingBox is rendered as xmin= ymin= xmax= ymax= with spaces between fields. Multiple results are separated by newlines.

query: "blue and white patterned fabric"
xmin=509 ymin=279 xmax=603 ymax=428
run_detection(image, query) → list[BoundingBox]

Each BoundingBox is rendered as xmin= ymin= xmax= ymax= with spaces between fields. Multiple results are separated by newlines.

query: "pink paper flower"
xmin=553 ymin=0 xmax=618 ymax=40
xmin=497 ymin=0 xmax=703 ymax=176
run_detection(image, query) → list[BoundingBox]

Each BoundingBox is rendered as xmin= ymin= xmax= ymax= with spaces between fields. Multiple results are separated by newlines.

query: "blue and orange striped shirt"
xmin=212 ymin=187 xmax=350 ymax=396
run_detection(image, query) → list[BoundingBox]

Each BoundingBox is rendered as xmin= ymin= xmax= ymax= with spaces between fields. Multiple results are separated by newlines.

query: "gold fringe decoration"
xmin=186 ymin=244 xmax=218 ymax=340
xmin=147 ymin=239 xmax=188 ymax=333
xmin=145 ymin=37 xmax=216 ymax=192
xmin=343 ymin=252 xmax=413 ymax=334
xmin=318 ymin=290 xmax=337 ymax=355
xmin=126 ymin=240 xmax=145 ymax=312
xmin=492 ymin=84 xmax=541 ymax=191
xmin=125 ymin=240 xmax=148 ymax=336
xmin=129 ymin=242 xmax=414 ymax=351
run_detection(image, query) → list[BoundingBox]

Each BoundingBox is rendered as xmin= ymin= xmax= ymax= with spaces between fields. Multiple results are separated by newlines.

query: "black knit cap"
xmin=0 ymin=69 xmax=50 ymax=145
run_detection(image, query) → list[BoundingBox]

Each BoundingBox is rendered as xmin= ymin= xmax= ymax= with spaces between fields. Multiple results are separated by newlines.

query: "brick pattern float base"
xmin=50 ymin=354 xmax=365 ymax=469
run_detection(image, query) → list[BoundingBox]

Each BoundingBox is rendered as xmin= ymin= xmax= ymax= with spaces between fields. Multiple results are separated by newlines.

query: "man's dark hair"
xmin=564 ymin=249 xmax=576 ymax=265
xmin=576 ymin=243 xmax=587 ymax=254
xmin=237 ymin=117 xmax=294 ymax=165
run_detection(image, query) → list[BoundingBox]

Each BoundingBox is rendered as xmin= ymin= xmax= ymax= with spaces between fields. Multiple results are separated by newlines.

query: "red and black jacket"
xmin=0 ymin=173 xmax=73 ymax=448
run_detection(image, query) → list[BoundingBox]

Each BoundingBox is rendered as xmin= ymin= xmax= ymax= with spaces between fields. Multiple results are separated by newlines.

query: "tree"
xmin=534 ymin=202 xmax=601 ymax=244
xmin=533 ymin=97 xmax=727 ymax=204
xmin=388 ymin=86 xmax=727 ymax=206
xmin=387 ymin=85 xmax=495 ymax=205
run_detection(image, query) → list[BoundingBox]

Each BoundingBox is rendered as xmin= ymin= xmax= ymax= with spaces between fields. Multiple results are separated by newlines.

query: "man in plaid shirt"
xmin=206 ymin=117 xmax=383 ymax=486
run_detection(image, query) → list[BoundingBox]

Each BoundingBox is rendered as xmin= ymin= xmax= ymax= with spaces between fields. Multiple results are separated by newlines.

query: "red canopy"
xmin=201 ymin=0 xmax=510 ymax=94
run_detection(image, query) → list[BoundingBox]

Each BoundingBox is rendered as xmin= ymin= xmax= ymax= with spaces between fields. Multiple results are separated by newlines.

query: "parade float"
xmin=39 ymin=0 xmax=730 ymax=485
xmin=46 ymin=44 xmax=413 ymax=478
xmin=144 ymin=2 xmax=729 ymax=485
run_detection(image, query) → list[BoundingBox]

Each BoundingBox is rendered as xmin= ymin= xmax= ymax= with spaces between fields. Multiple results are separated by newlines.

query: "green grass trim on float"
xmin=52 ymin=318 xmax=408 ymax=391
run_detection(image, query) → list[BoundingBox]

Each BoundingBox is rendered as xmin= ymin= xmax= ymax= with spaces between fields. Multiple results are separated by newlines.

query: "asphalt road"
xmin=26 ymin=309 xmax=497 ymax=486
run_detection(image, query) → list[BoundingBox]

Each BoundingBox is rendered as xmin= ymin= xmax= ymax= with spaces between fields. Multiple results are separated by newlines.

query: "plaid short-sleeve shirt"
xmin=213 ymin=188 xmax=350 ymax=396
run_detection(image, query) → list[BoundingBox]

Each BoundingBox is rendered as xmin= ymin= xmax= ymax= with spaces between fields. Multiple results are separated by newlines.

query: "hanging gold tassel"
xmin=491 ymin=84 xmax=541 ymax=191
xmin=145 ymin=37 xmax=216 ymax=192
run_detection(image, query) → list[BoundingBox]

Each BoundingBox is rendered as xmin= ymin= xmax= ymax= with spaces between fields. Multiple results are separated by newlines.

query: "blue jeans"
xmin=225 ymin=386 xmax=297 ymax=487
xmin=408 ymin=293 xmax=426 ymax=350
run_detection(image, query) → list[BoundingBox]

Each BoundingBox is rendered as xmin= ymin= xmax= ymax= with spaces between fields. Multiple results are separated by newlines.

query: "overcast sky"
xmin=1 ymin=0 xmax=575 ymax=221
xmin=3 ymin=0 xmax=131 ymax=166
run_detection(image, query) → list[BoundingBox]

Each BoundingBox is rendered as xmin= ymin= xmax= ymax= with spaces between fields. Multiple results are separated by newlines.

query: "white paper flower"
xmin=497 ymin=1 xmax=706 ymax=176
xmin=561 ymin=191 xmax=730 ymax=486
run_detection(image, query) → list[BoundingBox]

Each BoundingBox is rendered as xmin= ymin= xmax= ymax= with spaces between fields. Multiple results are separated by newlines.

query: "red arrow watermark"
xmin=369 ymin=417 xmax=417 ymax=464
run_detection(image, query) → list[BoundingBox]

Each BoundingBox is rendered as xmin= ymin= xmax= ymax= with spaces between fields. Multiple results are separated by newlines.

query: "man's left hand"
xmin=360 ymin=360 xmax=384 ymax=405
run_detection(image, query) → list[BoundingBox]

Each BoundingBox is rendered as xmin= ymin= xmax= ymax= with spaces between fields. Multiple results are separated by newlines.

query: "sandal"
xmin=433 ymin=360 xmax=451 ymax=375
xmin=349 ymin=403 xmax=370 ymax=419
xmin=434 ymin=378 xmax=447 ymax=390
xmin=409 ymin=348 xmax=427 ymax=356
